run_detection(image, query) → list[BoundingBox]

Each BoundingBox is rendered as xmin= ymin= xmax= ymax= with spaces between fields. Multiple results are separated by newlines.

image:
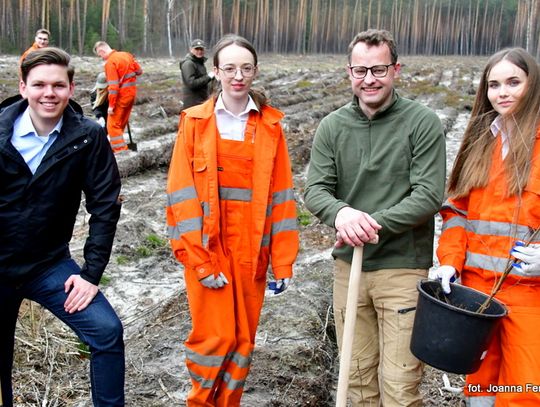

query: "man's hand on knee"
xmin=64 ymin=275 xmax=99 ymax=313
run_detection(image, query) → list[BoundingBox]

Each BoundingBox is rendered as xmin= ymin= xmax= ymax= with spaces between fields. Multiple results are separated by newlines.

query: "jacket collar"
xmin=0 ymin=97 xmax=87 ymax=158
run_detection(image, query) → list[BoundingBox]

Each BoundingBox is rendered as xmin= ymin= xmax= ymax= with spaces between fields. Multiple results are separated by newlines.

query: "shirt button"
xmin=199 ymin=268 xmax=205 ymax=274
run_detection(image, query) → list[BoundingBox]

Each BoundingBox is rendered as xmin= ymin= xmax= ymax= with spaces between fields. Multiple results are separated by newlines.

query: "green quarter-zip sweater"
xmin=304 ymin=91 xmax=446 ymax=270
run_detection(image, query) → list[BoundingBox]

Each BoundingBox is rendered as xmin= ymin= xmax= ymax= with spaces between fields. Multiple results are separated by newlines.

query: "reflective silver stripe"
xmin=442 ymin=215 xmax=468 ymax=231
xmin=266 ymin=205 xmax=272 ymax=217
xmin=187 ymin=369 xmax=214 ymax=389
xmin=109 ymin=90 xmax=118 ymax=95
xmin=442 ymin=200 xmax=468 ymax=217
xmin=202 ymin=201 xmax=210 ymax=216
xmin=109 ymin=135 xmax=126 ymax=142
xmin=123 ymin=72 xmax=137 ymax=79
xmin=219 ymin=187 xmax=252 ymax=201
xmin=466 ymin=395 xmax=495 ymax=407
xmin=202 ymin=234 xmax=209 ymax=247
xmin=222 ymin=371 xmax=246 ymax=391
xmin=272 ymin=218 xmax=297 ymax=234
xmin=107 ymin=80 xmax=119 ymax=85
xmin=168 ymin=217 xmax=202 ymax=239
xmin=272 ymin=188 xmax=295 ymax=206
xmin=120 ymin=81 xmax=137 ymax=88
xmin=186 ymin=348 xmax=251 ymax=369
xmin=261 ymin=234 xmax=270 ymax=247
xmin=167 ymin=186 xmax=197 ymax=206
xmin=468 ymin=219 xmax=531 ymax=240
xmin=229 ymin=351 xmax=251 ymax=368
xmin=185 ymin=348 xmax=225 ymax=367
xmin=466 ymin=252 xmax=509 ymax=273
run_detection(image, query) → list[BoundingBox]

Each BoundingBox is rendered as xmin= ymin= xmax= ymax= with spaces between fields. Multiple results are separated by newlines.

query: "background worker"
xmin=179 ymin=39 xmax=215 ymax=109
xmin=20 ymin=28 xmax=50 ymax=65
xmin=90 ymin=72 xmax=109 ymax=128
xmin=431 ymin=47 xmax=540 ymax=406
xmin=93 ymin=41 xmax=142 ymax=153
xmin=0 ymin=47 xmax=124 ymax=407
xmin=167 ymin=34 xmax=299 ymax=406
xmin=304 ymin=29 xmax=446 ymax=406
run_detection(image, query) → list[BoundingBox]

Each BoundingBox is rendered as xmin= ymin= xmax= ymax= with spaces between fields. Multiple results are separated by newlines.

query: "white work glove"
xmin=208 ymin=71 xmax=215 ymax=79
xmin=511 ymin=242 xmax=540 ymax=275
xmin=428 ymin=265 xmax=456 ymax=294
xmin=267 ymin=278 xmax=290 ymax=295
xmin=97 ymin=117 xmax=106 ymax=127
xmin=200 ymin=272 xmax=229 ymax=289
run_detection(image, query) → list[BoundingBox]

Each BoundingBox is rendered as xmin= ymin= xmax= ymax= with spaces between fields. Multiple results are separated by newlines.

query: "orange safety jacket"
xmin=20 ymin=43 xmax=39 ymax=66
xmin=437 ymin=128 xmax=540 ymax=288
xmin=166 ymin=98 xmax=299 ymax=282
xmin=104 ymin=50 xmax=142 ymax=110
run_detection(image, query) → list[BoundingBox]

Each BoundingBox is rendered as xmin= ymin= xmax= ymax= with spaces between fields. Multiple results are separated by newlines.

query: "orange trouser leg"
xmin=107 ymin=92 xmax=134 ymax=153
xmin=184 ymin=260 xmax=265 ymax=407
xmin=462 ymin=277 xmax=540 ymax=406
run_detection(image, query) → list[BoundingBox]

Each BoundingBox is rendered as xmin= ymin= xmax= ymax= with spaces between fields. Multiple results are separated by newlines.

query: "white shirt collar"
xmin=15 ymin=106 xmax=64 ymax=138
xmin=214 ymin=93 xmax=259 ymax=117
xmin=490 ymin=115 xmax=509 ymax=159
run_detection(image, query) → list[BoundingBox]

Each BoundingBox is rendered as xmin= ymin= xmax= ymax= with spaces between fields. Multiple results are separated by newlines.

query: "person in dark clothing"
xmin=90 ymin=72 xmax=109 ymax=128
xmin=0 ymin=47 xmax=125 ymax=407
xmin=179 ymin=39 xmax=215 ymax=109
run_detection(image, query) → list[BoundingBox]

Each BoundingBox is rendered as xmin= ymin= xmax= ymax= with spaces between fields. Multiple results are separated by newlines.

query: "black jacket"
xmin=179 ymin=52 xmax=213 ymax=109
xmin=0 ymin=97 xmax=122 ymax=285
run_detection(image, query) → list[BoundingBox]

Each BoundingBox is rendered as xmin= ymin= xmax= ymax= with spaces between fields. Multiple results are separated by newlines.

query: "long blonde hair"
xmin=448 ymin=48 xmax=540 ymax=198
xmin=92 ymin=87 xmax=108 ymax=110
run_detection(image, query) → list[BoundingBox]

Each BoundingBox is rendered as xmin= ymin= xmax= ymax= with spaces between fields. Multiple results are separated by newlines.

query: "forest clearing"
xmin=1 ymin=52 xmax=484 ymax=406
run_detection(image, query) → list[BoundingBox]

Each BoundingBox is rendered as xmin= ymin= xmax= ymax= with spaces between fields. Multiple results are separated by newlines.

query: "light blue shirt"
xmin=214 ymin=94 xmax=258 ymax=141
xmin=11 ymin=107 xmax=62 ymax=174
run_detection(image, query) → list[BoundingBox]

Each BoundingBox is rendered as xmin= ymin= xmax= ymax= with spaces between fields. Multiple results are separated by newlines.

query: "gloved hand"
xmin=200 ymin=272 xmax=229 ymax=289
xmin=97 ymin=117 xmax=106 ymax=127
xmin=208 ymin=71 xmax=215 ymax=79
xmin=428 ymin=265 xmax=456 ymax=294
xmin=268 ymin=278 xmax=290 ymax=295
xmin=511 ymin=241 xmax=540 ymax=275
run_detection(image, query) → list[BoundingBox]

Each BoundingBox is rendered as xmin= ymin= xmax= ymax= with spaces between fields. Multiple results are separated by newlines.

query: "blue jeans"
xmin=0 ymin=258 xmax=125 ymax=406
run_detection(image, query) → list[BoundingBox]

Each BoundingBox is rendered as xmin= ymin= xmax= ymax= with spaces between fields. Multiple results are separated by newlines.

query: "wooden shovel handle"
xmin=335 ymin=236 xmax=378 ymax=407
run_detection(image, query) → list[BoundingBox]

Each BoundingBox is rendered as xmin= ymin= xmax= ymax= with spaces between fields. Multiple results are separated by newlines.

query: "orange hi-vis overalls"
xmin=20 ymin=43 xmax=39 ymax=66
xmin=104 ymin=50 xmax=142 ymax=153
xmin=438 ymin=129 xmax=540 ymax=407
xmin=166 ymin=99 xmax=299 ymax=406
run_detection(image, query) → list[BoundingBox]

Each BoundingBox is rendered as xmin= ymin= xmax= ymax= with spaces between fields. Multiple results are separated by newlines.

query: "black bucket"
xmin=410 ymin=279 xmax=507 ymax=374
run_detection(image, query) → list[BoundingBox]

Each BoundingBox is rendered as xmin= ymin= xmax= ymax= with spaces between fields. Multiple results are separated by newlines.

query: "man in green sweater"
xmin=304 ymin=29 xmax=446 ymax=406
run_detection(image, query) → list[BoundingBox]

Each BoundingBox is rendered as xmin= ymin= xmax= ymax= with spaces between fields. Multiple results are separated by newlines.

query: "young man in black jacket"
xmin=0 ymin=48 xmax=125 ymax=406
xmin=179 ymin=39 xmax=215 ymax=109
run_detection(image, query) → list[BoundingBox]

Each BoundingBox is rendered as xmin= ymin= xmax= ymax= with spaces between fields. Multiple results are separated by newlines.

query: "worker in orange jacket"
xmin=431 ymin=48 xmax=540 ymax=407
xmin=93 ymin=41 xmax=142 ymax=153
xmin=166 ymin=34 xmax=299 ymax=406
xmin=20 ymin=28 xmax=50 ymax=66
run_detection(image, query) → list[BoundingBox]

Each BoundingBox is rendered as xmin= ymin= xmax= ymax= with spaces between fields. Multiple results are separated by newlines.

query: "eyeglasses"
xmin=36 ymin=37 xmax=49 ymax=42
xmin=218 ymin=64 xmax=256 ymax=78
xmin=349 ymin=64 xmax=395 ymax=79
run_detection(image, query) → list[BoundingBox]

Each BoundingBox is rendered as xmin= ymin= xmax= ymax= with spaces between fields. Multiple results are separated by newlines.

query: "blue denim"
xmin=0 ymin=258 xmax=125 ymax=406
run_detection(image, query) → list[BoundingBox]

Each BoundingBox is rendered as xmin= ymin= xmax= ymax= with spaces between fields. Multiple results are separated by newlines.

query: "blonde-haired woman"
xmin=431 ymin=47 xmax=540 ymax=406
xmin=90 ymin=72 xmax=108 ymax=128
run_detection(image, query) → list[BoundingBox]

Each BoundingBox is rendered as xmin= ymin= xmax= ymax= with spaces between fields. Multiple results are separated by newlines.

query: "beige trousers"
xmin=333 ymin=259 xmax=426 ymax=407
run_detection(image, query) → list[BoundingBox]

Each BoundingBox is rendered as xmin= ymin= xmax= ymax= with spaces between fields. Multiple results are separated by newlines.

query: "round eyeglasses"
xmin=218 ymin=64 xmax=256 ymax=78
xmin=349 ymin=64 xmax=395 ymax=79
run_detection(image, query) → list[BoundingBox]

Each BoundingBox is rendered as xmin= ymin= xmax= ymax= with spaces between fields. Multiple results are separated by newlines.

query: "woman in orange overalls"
xmin=431 ymin=48 xmax=540 ymax=406
xmin=166 ymin=35 xmax=299 ymax=406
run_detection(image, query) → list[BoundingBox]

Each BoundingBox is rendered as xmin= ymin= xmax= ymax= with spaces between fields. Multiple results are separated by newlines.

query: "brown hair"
xmin=448 ymin=47 xmax=540 ymax=198
xmin=348 ymin=29 xmax=398 ymax=64
xmin=20 ymin=47 xmax=74 ymax=84
xmin=212 ymin=34 xmax=268 ymax=109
